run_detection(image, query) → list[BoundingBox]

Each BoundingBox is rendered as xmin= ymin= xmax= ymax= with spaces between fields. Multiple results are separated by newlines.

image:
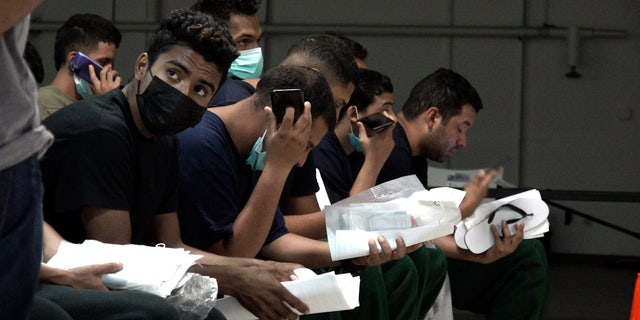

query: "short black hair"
xmin=285 ymin=33 xmax=359 ymax=89
xmin=325 ymin=31 xmax=368 ymax=62
xmin=191 ymin=0 xmax=261 ymax=22
xmin=402 ymin=68 xmax=483 ymax=123
xmin=53 ymin=13 xmax=121 ymax=70
xmin=147 ymin=9 xmax=239 ymax=81
xmin=340 ymin=68 xmax=393 ymax=120
xmin=254 ymin=65 xmax=336 ymax=130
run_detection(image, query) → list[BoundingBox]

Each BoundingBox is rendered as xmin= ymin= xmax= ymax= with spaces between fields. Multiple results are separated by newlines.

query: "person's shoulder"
xmin=211 ymin=78 xmax=257 ymax=107
xmin=44 ymin=91 xmax=130 ymax=138
xmin=179 ymin=112 xmax=229 ymax=150
xmin=38 ymin=86 xmax=75 ymax=117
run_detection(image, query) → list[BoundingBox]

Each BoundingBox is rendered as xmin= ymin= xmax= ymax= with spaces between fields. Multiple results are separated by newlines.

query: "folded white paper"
xmin=325 ymin=175 xmax=464 ymax=261
xmin=46 ymin=240 xmax=203 ymax=297
xmin=215 ymin=268 xmax=360 ymax=319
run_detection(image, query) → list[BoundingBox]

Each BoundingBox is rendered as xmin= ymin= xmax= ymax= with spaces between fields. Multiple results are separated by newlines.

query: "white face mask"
xmin=228 ymin=47 xmax=264 ymax=79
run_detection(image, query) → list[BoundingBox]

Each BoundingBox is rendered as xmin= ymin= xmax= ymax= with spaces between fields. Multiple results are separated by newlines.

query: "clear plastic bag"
xmin=325 ymin=175 xmax=463 ymax=261
xmin=166 ymin=273 xmax=218 ymax=320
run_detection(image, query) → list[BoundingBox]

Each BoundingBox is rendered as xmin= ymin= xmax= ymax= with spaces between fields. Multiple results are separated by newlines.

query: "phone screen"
xmin=359 ymin=112 xmax=395 ymax=132
xmin=69 ymin=52 xmax=103 ymax=83
xmin=270 ymin=89 xmax=305 ymax=123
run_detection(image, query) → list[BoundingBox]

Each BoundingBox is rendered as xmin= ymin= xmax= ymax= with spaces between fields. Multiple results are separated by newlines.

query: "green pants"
xmin=448 ymin=239 xmax=548 ymax=320
xmin=304 ymin=246 xmax=448 ymax=320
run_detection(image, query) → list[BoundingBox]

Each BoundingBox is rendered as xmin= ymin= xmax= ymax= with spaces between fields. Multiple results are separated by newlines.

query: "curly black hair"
xmin=147 ymin=9 xmax=239 ymax=79
xmin=191 ymin=0 xmax=261 ymax=22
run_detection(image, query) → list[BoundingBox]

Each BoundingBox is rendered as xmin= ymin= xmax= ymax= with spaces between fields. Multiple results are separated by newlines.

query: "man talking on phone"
xmin=38 ymin=13 xmax=122 ymax=120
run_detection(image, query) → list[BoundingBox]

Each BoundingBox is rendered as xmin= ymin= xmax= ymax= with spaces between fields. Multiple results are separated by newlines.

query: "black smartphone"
xmin=69 ymin=51 xmax=103 ymax=83
xmin=358 ymin=112 xmax=395 ymax=132
xmin=270 ymin=88 xmax=305 ymax=123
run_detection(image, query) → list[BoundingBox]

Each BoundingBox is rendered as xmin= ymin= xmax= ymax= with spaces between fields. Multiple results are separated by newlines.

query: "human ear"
xmin=424 ymin=106 xmax=440 ymax=129
xmin=134 ymin=53 xmax=149 ymax=81
xmin=347 ymin=106 xmax=359 ymax=123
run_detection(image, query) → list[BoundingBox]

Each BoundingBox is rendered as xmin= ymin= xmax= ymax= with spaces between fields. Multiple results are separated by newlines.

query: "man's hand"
xmin=264 ymin=102 xmax=312 ymax=170
xmin=358 ymin=114 xmax=396 ymax=165
xmin=476 ymin=221 xmax=524 ymax=264
xmin=351 ymin=236 xmax=422 ymax=267
xmin=89 ymin=64 xmax=121 ymax=95
xmin=459 ymin=169 xmax=499 ymax=218
xmin=41 ymin=262 xmax=123 ymax=291
xmin=253 ymin=260 xmax=304 ymax=282
xmin=224 ymin=263 xmax=309 ymax=320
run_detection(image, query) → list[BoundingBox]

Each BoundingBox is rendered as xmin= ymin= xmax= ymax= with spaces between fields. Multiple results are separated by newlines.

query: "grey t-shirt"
xmin=0 ymin=15 xmax=52 ymax=171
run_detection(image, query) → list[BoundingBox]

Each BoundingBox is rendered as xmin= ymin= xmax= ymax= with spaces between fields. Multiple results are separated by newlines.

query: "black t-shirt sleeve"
xmin=47 ymin=128 xmax=131 ymax=213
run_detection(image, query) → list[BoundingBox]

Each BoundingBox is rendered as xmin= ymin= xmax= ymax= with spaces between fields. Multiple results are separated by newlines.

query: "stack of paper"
xmin=46 ymin=240 xmax=202 ymax=297
xmin=215 ymin=268 xmax=360 ymax=319
xmin=454 ymin=189 xmax=550 ymax=254
xmin=325 ymin=175 xmax=466 ymax=261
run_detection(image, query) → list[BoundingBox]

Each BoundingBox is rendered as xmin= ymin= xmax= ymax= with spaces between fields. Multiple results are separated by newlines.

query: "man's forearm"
xmin=283 ymin=211 xmax=326 ymax=240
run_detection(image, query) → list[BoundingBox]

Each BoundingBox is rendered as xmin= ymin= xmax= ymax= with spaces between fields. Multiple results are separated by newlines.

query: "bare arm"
xmin=283 ymin=194 xmax=327 ymax=239
xmin=260 ymin=233 xmax=417 ymax=270
xmin=151 ymin=213 xmax=310 ymax=320
xmin=42 ymin=222 xmax=64 ymax=262
xmin=42 ymin=222 xmax=124 ymax=291
xmin=459 ymin=169 xmax=498 ymax=218
xmin=81 ymin=206 xmax=131 ymax=244
xmin=0 ymin=0 xmax=44 ymax=33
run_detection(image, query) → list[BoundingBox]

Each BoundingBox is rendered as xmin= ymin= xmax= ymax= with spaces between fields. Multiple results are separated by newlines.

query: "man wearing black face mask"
xmin=40 ymin=9 xmax=312 ymax=320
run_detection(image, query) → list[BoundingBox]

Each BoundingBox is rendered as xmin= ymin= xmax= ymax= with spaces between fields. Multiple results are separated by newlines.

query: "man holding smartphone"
xmin=177 ymin=64 xmax=420 ymax=319
xmin=37 ymin=13 xmax=122 ymax=120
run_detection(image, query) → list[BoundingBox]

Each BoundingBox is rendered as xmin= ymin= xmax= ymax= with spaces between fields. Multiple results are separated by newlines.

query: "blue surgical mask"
xmin=73 ymin=74 xmax=93 ymax=99
xmin=349 ymin=126 xmax=363 ymax=153
xmin=246 ymin=130 xmax=267 ymax=171
xmin=228 ymin=47 xmax=264 ymax=79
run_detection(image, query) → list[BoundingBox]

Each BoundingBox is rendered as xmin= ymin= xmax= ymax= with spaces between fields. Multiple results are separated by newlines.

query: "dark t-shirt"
xmin=210 ymin=78 xmax=320 ymax=213
xmin=40 ymin=89 xmax=178 ymax=244
xmin=375 ymin=124 xmax=430 ymax=187
xmin=177 ymin=112 xmax=287 ymax=250
xmin=210 ymin=78 xmax=257 ymax=107
xmin=313 ymin=131 xmax=355 ymax=203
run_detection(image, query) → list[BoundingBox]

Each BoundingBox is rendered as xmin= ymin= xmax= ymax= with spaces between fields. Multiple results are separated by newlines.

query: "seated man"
xmin=40 ymin=9 xmax=309 ymax=320
xmin=31 ymin=223 xmax=182 ymax=320
xmin=205 ymin=33 xmax=441 ymax=319
xmin=371 ymin=68 xmax=548 ymax=319
xmin=38 ymin=13 xmax=122 ymax=120
xmin=177 ymin=65 xmax=419 ymax=318
xmin=191 ymin=0 xmax=264 ymax=80
xmin=313 ymin=68 xmax=448 ymax=318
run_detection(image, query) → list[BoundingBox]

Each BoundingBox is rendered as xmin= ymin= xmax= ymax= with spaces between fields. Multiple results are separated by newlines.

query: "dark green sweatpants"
xmin=448 ymin=239 xmax=548 ymax=320
xmin=303 ymin=245 xmax=448 ymax=320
